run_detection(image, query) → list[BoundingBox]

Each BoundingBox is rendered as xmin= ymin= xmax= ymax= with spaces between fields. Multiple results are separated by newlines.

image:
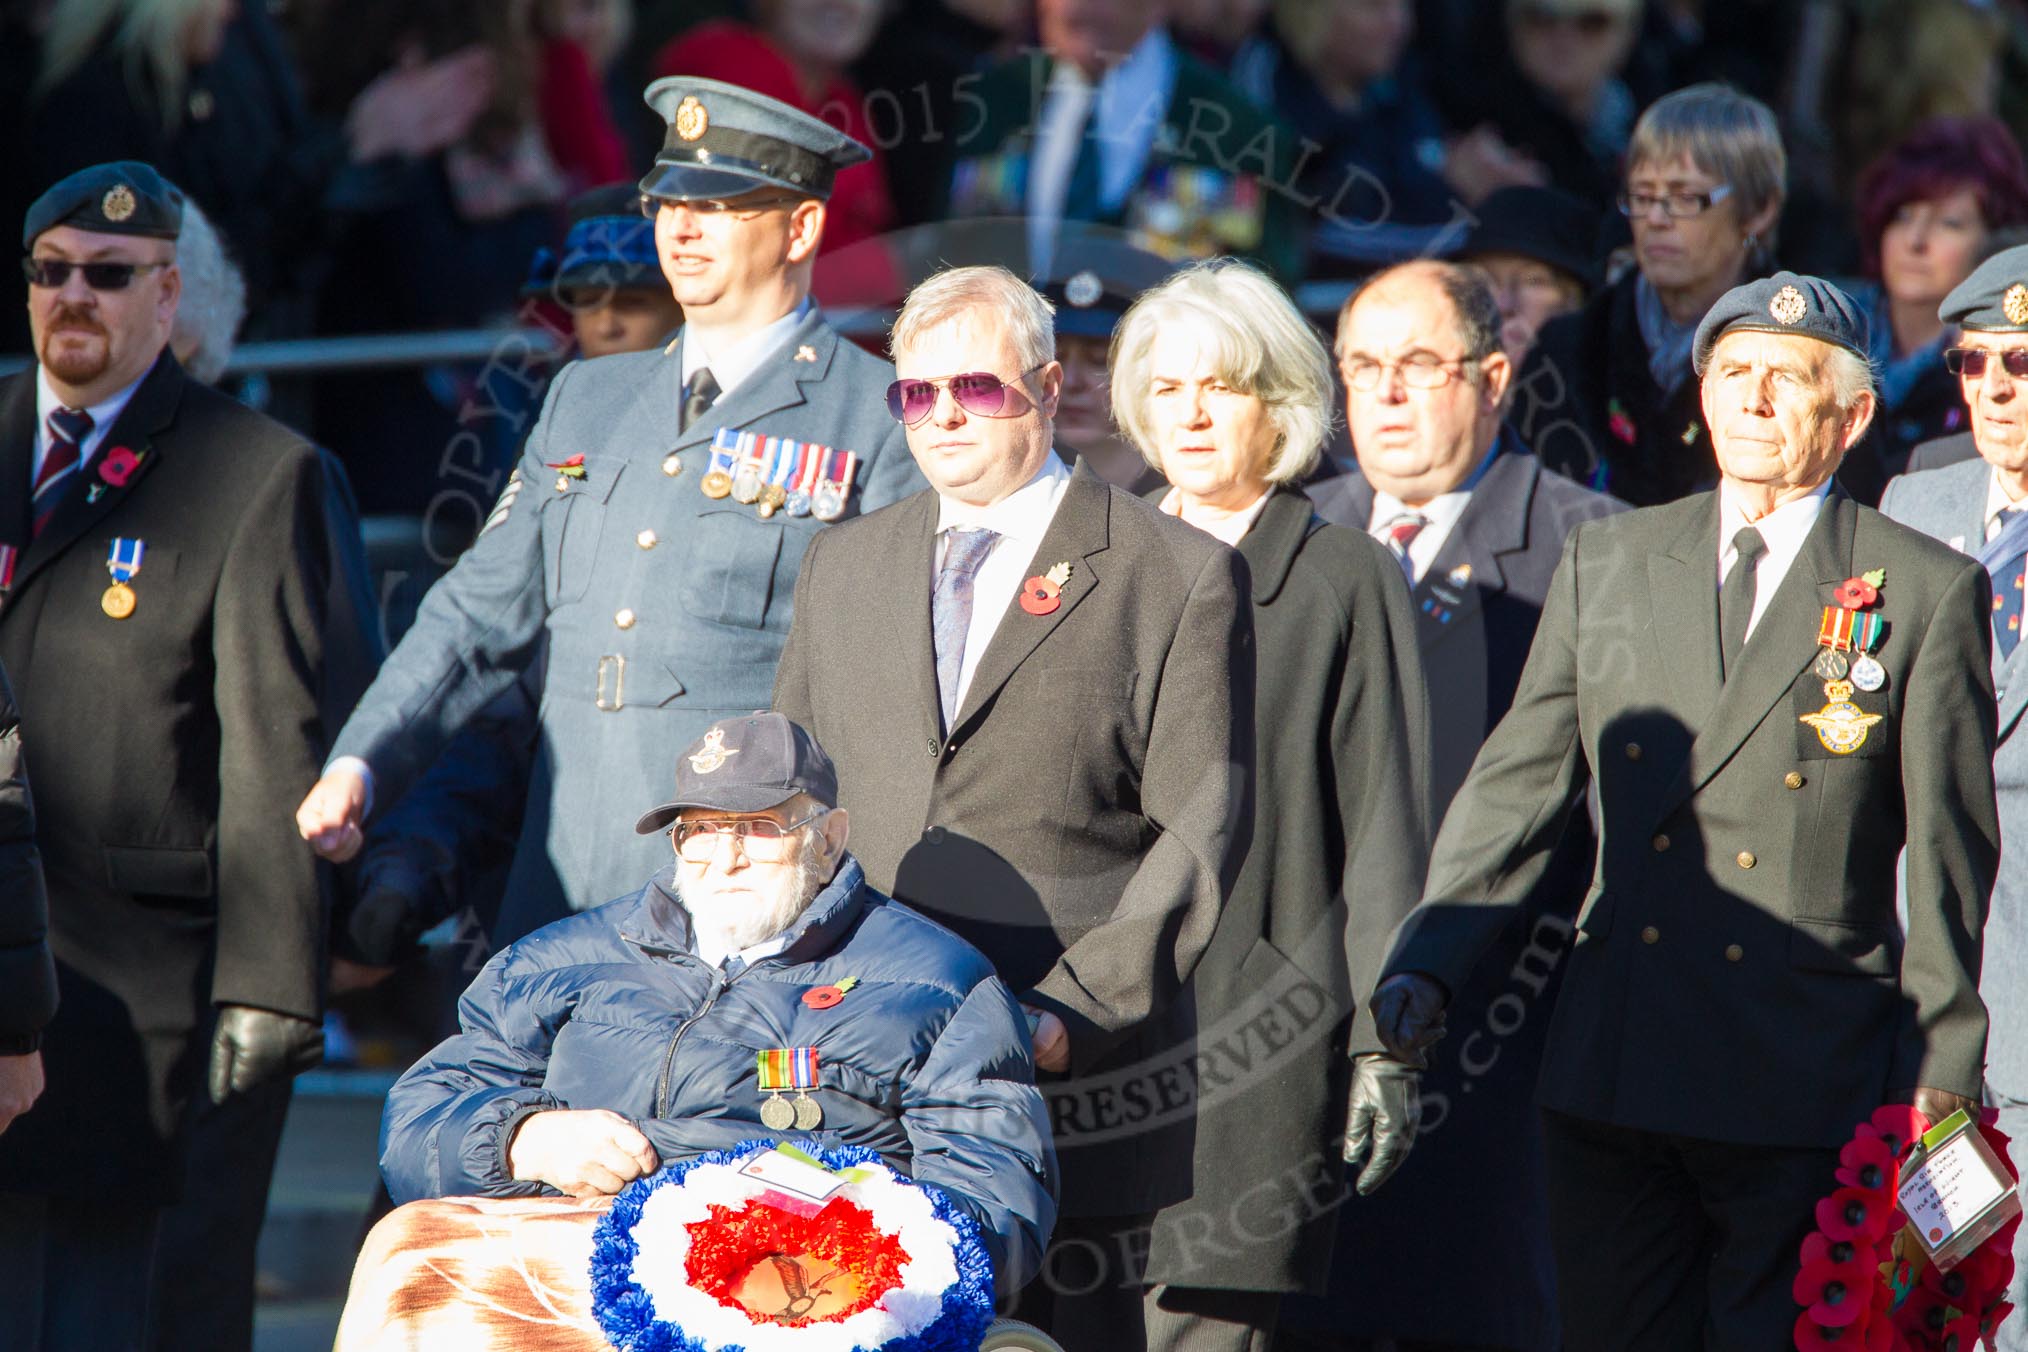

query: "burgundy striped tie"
xmin=33 ymin=406 xmax=93 ymax=538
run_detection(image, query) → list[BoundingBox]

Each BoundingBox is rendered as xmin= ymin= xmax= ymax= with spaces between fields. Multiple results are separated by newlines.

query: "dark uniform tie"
xmin=679 ymin=366 xmax=719 ymax=434
xmin=33 ymin=406 xmax=93 ymax=538
xmin=1720 ymin=525 xmax=1768 ymax=678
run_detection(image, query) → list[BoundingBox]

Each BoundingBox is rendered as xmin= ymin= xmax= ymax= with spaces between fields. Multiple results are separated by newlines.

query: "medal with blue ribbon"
xmin=101 ymin=537 xmax=144 ymax=619
xmin=756 ymin=1047 xmax=822 ymax=1130
xmin=701 ymin=429 xmax=737 ymax=499
xmin=758 ymin=438 xmax=797 ymax=518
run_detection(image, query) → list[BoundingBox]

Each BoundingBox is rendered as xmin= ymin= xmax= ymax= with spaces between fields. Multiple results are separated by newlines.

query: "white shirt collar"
xmin=693 ymin=927 xmax=791 ymax=973
xmin=35 ymin=362 xmax=150 ymax=480
xmin=935 ymin=449 xmax=1072 ymax=542
xmin=1159 ymin=486 xmax=1271 ymax=546
xmin=678 ymin=299 xmax=812 ymax=400
xmin=1717 ymin=479 xmax=1830 ymax=579
xmin=1987 ymin=466 xmax=2028 ymax=542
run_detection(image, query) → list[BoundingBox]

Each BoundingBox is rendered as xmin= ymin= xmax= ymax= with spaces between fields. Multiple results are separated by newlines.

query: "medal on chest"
xmin=757 ymin=437 xmax=796 ymax=518
xmin=730 ymin=433 xmax=767 ymax=504
xmin=756 ymin=1047 xmax=822 ymax=1130
xmin=1802 ymin=574 xmax=1889 ymax=753
xmin=785 ymin=441 xmax=823 ymax=518
xmin=700 ymin=429 xmax=738 ymax=499
xmin=812 ymin=449 xmax=858 ymax=522
xmin=101 ymin=537 xmax=145 ymax=619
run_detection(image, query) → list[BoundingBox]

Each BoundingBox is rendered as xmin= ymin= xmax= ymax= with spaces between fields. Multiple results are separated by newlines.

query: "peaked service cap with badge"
xmin=24 ymin=160 xmax=185 ymax=249
xmin=1937 ymin=243 xmax=2028 ymax=331
xmin=640 ymin=77 xmax=871 ymax=204
xmin=1692 ymin=270 xmax=1870 ymax=374
xmin=1036 ymin=234 xmax=1178 ymax=338
xmin=634 ymin=711 xmax=840 ymax=833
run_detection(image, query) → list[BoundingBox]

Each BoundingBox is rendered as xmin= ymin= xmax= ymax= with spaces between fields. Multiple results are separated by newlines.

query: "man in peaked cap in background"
xmin=1037 ymin=235 xmax=1177 ymax=496
xmin=1880 ymin=243 xmax=2028 ymax=1345
xmin=0 ymin=161 xmax=350 ymax=1349
xmin=297 ymin=79 xmax=926 ymax=949
xmin=1370 ymin=272 xmax=1999 ymax=1349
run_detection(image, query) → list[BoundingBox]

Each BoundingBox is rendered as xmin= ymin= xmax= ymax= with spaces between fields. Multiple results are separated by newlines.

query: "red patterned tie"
xmin=32 ymin=406 xmax=93 ymax=539
xmin=1385 ymin=513 xmax=1427 ymax=584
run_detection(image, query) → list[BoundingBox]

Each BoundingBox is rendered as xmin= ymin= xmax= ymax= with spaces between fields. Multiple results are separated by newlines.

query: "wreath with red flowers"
xmin=1792 ymin=1106 xmax=2019 ymax=1351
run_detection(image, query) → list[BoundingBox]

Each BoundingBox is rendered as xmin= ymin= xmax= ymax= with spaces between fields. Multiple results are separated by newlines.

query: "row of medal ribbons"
xmin=703 ymin=428 xmax=857 ymax=521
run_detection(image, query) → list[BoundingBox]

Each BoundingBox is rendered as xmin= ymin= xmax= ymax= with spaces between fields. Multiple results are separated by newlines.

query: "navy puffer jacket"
xmin=380 ymin=856 xmax=1057 ymax=1289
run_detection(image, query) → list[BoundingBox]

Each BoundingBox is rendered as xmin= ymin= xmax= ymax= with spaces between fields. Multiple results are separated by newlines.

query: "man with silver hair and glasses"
xmin=341 ymin=713 xmax=1054 ymax=1344
xmin=773 ymin=265 xmax=1254 ymax=1350
xmin=1372 ymin=272 xmax=1999 ymax=1348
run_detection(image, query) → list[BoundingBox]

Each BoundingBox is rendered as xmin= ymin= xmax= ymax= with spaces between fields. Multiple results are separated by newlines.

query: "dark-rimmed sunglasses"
xmin=22 ymin=258 xmax=169 ymax=291
xmin=1945 ymin=347 xmax=2028 ymax=378
xmin=885 ymin=366 xmax=1043 ymax=427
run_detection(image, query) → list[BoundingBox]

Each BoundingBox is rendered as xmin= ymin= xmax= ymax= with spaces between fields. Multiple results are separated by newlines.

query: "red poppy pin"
xmin=1020 ymin=561 xmax=1073 ymax=616
xmin=1834 ymin=569 xmax=1886 ymax=611
xmin=1607 ymin=399 xmax=1636 ymax=446
xmin=99 ymin=446 xmax=141 ymax=486
xmin=802 ymin=976 xmax=858 ymax=1009
xmin=547 ymin=453 xmax=587 ymax=482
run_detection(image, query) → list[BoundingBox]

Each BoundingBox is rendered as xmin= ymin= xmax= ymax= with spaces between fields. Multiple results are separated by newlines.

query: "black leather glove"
xmin=1368 ymin=971 xmax=1449 ymax=1067
xmin=1342 ymin=1053 xmax=1421 ymax=1195
xmin=208 ymin=1004 xmax=323 ymax=1104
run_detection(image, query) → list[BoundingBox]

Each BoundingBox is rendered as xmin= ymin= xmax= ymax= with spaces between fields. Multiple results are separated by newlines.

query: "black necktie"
xmin=1720 ymin=525 xmax=1768 ymax=678
xmin=679 ymin=366 xmax=719 ymax=433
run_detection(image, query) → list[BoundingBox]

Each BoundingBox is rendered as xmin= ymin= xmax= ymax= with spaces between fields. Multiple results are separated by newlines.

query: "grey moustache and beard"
xmin=677 ymin=832 xmax=833 ymax=955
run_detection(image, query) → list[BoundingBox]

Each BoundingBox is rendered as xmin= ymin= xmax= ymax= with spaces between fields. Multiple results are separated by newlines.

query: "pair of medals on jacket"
xmin=1802 ymin=573 xmax=1890 ymax=754
xmin=701 ymin=429 xmax=856 ymax=521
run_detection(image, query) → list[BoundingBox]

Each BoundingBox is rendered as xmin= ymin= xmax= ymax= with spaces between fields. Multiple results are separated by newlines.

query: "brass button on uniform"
xmin=1625 ymin=742 xmax=1642 ymax=761
xmin=636 ymin=529 xmax=658 ymax=549
xmin=1784 ymin=772 xmax=1805 ymax=790
xmin=615 ymin=608 xmax=637 ymax=630
xmin=662 ymin=454 xmax=683 ymax=477
xmin=1652 ymin=833 xmax=1670 ymax=852
xmin=1736 ymin=850 xmax=1757 ymax=870
xmin=1641 ymin=925 xmax=1661 ymax=945
xmin=1725 ymin=944 xmax=1744 ymax=963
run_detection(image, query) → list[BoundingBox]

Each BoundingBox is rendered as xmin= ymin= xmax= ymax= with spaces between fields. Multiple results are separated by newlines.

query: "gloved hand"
xmin=1368 ymin=971 xmax=1450 ymax=1066
xmin=208 ymin=1004 xmax=324 ymax=1104
xmin=1342 ymin=1054 xmax=1421 ymax=1195
xmin=1907 ymin=1086 xmax=1979 ymax=1127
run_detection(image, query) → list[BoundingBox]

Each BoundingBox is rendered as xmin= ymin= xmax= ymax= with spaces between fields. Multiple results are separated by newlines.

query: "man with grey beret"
xmin=1368 ymin=270 xmax=1999 ymax=1348
xmin=298 ymin=80 xmax=925 ymax=948
xmin=1880 ymin=242 xmax=2028 ymax=1346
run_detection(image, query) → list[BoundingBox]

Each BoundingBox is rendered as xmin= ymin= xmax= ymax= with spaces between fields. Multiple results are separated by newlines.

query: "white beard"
xmin=678 ymin=837 xmax=831 ymax=956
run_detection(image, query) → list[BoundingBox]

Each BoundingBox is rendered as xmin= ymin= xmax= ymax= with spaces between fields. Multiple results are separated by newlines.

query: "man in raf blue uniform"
xmin=297 ymin=79 xmax=924 ymax=944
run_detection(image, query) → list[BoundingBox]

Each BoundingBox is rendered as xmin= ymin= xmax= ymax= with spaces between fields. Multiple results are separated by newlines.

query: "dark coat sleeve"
xmin=211 ymin=445 xmax=338 ymax=1018
xmin=1331 ymin=535 xmax=1436 ymax=1056
xmin=1891 ymin=558 xmax=2000 ymax=1095
xmin=0 ymin=661 xmax=55 ymax=1043
xmin=1027 ymin=546 xmax=1257 ymax=1071
xmin=1384 ymin=525 xmax=1594 ymax=995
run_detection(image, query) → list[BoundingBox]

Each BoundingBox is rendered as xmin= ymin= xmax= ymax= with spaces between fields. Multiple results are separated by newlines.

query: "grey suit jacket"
xmin=1310 ymin=448 xmax=1625 ymax=808
xmin=773 ymin=463 xmax=1255 ymax=1215
xmin=1881 ymin=457 xmax=2028 ymax=1099
xmin=1384 ymin=490 xmax=2000 ymax=1148
xmin=330 ymin=309 xmax=925 ymax=938
xmin=1908 ymin=432 xmax=1978 ymax=475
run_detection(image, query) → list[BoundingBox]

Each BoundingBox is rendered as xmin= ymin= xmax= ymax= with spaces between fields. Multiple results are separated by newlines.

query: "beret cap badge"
xmin=2005 ymin=283 xmax=2028 ymax=327
xmin=1769 ymin=284 xmax=1807 ymax=326
xmin=674 ymin=96 xmax=708 ymax=142
xmin=101 ymin=185 xmax=137 ymax=223
xmin=1064 ymin=270 xmax=1103 ymax=308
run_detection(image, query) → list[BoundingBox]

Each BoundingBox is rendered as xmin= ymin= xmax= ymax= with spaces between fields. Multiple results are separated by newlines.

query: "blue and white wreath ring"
xmin=590 ymin=1139 xmax=996 ymax=1352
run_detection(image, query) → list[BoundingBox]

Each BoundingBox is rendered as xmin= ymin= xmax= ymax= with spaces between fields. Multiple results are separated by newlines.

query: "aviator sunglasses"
xmin=885 ymin=366 xmax=1043 ymax=427
xmin=23 ymin=258 xmax=169 ymax=291
xmin=1945 ymin=347 xmax=2028 ymax=379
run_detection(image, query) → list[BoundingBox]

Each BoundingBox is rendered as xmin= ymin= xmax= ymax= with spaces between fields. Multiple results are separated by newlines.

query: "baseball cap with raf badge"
xmin=639 ymin=77 xmax=871 ymax=205
xmin=24 ymin=161 xmax=185 ymax=248
xmin=634 ymin=712 xmax=840 ymax=834
xmin=1692 ymin=270 xmax=1871 ymax=375
xmin=1938 ymin=244 xmax=2028 ymax=332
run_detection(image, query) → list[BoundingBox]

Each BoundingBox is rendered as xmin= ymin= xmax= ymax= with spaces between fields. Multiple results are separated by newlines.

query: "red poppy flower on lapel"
xmin=1795 ymin=1256 xmax=1878 ymax=1326
xmin=546 ymin=453 xmax=587 ymax=479
xmin=98 ymin=446 xmax=140 ymax=486
xmin=1835 ymin=569 xmax=1887 ymax=611
xmin=801 ymin=977 xmax=858 ymax=1010
xmin=1818 ymin=1187 xmax=1895 ymax=1244
xmin=1018 ymin=576 xmax=1061 ymax=616
xmin=1837 ymin=1134 xmax=1900 ymax=1195
xmin=1864 ymin=1104 xmax=1930 ymax=1158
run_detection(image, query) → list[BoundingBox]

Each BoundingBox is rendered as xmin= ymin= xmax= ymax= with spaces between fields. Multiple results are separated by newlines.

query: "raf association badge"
xmin=101 ymin=184 xmax=137 ymax=223
xmin=1769 ymin=284 xmax=1808 ymax=326
xmin=689 ymin=726 xmax=738 ymax=774
xmin=1803 ymin=570 xmax=1889 ymax=752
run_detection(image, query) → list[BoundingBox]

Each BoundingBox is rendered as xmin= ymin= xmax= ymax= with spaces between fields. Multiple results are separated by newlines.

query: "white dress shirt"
xmin=933 ymin=450 xmax=1073 ymax=713
xmin=1159 ymin=486 xmax=1270 ymax=546
xmin=35 ymin=364 xmax=147 ymax=482
xmin=1026 ymin=28 xmax=1178 ymax=274
xmin=679 ymin=299 xmax=812 ymax=398
xmin=1368 ymin=485 xmax=1474 ymax=585
xmin=1986 ymin=468 xmax=2028 ymax=544
xmin=692 ymin=925 xmax=791 ymax=973
xmin=1717 ymin=480 xmax=1830 ymax=640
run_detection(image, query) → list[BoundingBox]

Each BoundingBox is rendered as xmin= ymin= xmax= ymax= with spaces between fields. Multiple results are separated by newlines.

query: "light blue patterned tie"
xmin=934 ymin=527 xmax=1001 ymax=730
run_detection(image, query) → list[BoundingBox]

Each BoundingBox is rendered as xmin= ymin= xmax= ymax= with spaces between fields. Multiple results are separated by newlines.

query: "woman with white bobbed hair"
xmin=1109 ymin=259 xmax=1435 ymax=1347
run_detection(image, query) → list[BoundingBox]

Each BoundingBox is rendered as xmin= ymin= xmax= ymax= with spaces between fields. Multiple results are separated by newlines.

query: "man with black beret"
xmin=1370 ymin=271 xmax=2000 ymax=1348
xmin=0 ymin=160 xmax=352 ymax=1348
xmin=1880 ymin=242 xmax=2028 ymax=1343
xmin=297 ymin=81 xmax=925 ymax=949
